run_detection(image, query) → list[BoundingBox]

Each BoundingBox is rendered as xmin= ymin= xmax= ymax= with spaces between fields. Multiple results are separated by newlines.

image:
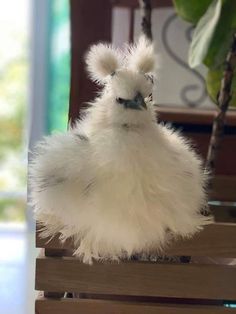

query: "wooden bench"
xmin=35 ymin=174 xmax=236 ymax=313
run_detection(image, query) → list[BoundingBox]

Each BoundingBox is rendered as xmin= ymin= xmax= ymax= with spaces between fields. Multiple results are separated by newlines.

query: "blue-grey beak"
xmin=117 ymin=92 xmax=147 ymax=110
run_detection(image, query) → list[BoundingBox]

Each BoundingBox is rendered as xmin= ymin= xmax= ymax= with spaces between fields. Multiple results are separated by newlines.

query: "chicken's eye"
xmin=116 ymin=97 xmax=125 ymax=104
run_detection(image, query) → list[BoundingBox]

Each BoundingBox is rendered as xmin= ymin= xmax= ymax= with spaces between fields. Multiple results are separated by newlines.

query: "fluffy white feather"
xmin=126 ymin=36 xmax=155 ymax=73
xmin=29 ymin=38 xmax=212 ymax=264
xmin=86 ymin=43 xmax=121 ymax=84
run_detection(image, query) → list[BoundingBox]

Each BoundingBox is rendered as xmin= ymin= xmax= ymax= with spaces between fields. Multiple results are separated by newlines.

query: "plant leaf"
xmin=206 ymin=67 xmax=236 ymax=107
xmin=173 ymin=0 xmax=212 ymax=25
xmin=204 ymin=0 xmax=236 ymax=68
xmin=189 ymin=0 xmax=222 ymax=68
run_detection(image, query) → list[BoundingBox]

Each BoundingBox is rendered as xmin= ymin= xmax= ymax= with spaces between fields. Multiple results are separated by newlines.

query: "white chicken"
xmin=29 ymin=37 xmax=212 ymax=264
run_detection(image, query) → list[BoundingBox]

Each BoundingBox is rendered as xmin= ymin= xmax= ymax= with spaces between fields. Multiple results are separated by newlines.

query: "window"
xmin=0 ymin=0 xmax=70 ymax=223
xmin=0 ymin=0 xmax=29 ymax=222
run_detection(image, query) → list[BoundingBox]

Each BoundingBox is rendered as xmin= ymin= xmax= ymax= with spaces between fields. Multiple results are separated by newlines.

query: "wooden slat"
xmin=36 ymin=223 xmax=236 ymax=258
xmin=212 ymin=204 xmax=236 ymax=223
xmin=211 ymin=176 xmax=236 ymax=201
xmin=165 ymin=223 xmax=236 ymax=257
xmin=157 ymin=107 xmax=236 ymax=127
xmin=35 ymin=298 xmax=236 ymax=314
xmin=43 ymin=248 xmax=66 ymax=298
xmin=35 ymin=256 xmax=236 ymax=300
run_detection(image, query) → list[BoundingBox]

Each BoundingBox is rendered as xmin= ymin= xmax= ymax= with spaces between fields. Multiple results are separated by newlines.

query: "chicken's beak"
xmin=124 ymin=92 xmax=147 ymax=110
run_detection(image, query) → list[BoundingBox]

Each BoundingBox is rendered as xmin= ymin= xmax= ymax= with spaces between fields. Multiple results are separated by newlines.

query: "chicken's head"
xmin=86 ymin=37 xmax=156 ymax=125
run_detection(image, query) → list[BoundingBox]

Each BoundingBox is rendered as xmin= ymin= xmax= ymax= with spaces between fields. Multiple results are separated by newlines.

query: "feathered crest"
xmin=85 ymin=43 xmax=122 ymax=84
xmin=126 ymin=36 xmax=155 ymax=74
xmin=86 ymin=36 xmax=156 ymax=84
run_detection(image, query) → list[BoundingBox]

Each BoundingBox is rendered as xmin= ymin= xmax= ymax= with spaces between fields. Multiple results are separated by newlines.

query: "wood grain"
xmin=157 ymin=107 xmax=236 ymax=127
xmin=213 ymin=204 xmax=236 ymax=223
xmin=210 ymin=176 xmax=236 ymax=201
xmin=36 ymin=223 xmax=236 ymax=258
xmin=165 ymin=223 xmax=236 ymax=257
xmin=43 ymin=248 xmax=65 ymax=298
xmin=35 ymin=256 xmax=236 ymax=300
xmin=35 ymin=298 xmax=236 ymax=314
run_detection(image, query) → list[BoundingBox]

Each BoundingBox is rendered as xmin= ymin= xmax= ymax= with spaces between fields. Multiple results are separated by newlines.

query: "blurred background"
xmin=0 ymin=1 xmax=70 ymax=313
xmin=0 ymin=0 xmax=234 ymax=313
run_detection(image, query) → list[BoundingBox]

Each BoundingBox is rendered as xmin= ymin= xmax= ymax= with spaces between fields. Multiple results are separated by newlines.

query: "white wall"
xmin=113 ymin=7 xmax=215 ymax=109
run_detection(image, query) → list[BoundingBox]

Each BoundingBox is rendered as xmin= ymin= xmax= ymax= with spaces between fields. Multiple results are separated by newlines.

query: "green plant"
xmin=174 ymin=0 xmax=236 ymax=176
xmin=174 ymin=0 xmax=236 ymax=107
xmin=0 ymin=197 xmax=25 ymax=221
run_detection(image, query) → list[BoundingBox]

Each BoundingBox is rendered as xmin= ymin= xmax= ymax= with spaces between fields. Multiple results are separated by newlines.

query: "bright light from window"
xmin=0 ymin=0 xmax=29 ymax=222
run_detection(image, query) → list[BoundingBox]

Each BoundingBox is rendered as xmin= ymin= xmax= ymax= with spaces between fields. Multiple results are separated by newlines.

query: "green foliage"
xmin=0 ymin=197 xmax=25 ymax=221
xmin=189 ymin=0 xmax=222 ymax=68
xmin=203 ymin=0 xmax=236 ymax=68
xmin=173 ymin=0 xmax=212 ymax=24
xmin=0 ymin=14 xmax=27 ymax=222
xmin=173 ymin=0 xmax=236 ymax=107
xmin=0 ymin=58 xmax=27 ymax=160
xmin=206 ymin=67 xmax=236 ymax=106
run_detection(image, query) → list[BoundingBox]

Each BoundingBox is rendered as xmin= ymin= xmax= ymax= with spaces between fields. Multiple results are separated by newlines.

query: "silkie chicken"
xmin=29 ymin=37 xmax=212 ymax=264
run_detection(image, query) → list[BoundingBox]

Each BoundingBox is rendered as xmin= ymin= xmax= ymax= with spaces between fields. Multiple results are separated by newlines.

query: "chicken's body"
xmin=30 ymin=38 xmax=212 ymax=264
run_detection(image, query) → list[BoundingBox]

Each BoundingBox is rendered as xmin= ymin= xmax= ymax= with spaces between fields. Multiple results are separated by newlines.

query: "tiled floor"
xmin=0 ymin=224 xmax=38 ymax=314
